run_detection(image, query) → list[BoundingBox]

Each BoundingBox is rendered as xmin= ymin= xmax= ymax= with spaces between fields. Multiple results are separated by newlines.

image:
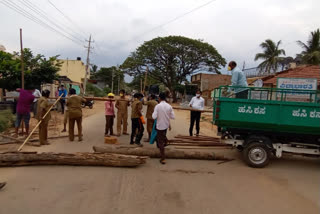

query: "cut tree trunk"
xmin=93 ymin=145 xmax=231 ymax=161
xmin=0 ymin=152 xmax=147 ymax=167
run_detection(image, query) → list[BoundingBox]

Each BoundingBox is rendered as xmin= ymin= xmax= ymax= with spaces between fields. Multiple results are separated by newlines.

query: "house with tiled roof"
xmin=261 ymin=65 xmax=320 ymax=89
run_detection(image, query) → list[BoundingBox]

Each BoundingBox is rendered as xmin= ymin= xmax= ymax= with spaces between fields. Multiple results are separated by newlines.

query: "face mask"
xmin=120 ymin=93 xmax=124 ymax=97
xmin=228 ymin=66 xmax=232 ymax=71
xmin=140 ymin=98 xmax=143 ymax=101
xmin=196 ymin=94 xmax=200 ymax=97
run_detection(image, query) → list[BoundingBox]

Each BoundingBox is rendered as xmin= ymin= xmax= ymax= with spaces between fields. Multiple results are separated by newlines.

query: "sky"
xmin=0 ymin=0 xmax=319 ymax=81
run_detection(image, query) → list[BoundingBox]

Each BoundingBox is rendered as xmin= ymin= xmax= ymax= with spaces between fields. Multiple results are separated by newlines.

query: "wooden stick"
xmin=17 ymin=95 xmax=63 ymax=151
xmin=172 ymin=107 xmax=212 ymax=113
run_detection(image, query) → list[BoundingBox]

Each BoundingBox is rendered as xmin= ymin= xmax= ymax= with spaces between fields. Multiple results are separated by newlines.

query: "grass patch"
xmin=0 ymin=110 xmax=14 ymax=132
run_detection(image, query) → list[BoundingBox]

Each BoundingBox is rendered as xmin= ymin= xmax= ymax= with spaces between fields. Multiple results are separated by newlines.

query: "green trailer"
xmin=213 ymin=86 xmax=320 ymax=167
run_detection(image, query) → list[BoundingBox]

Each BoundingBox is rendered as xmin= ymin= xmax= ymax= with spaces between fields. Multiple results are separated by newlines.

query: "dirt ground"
xmin=0 ymin=101 xmax=319 ymax=214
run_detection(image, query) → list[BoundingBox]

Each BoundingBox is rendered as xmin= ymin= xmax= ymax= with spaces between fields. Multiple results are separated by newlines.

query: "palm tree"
xmin=255 ymin=39 xmax=286 ymax=74
xmin=297 ymin=29 xmax=320 ymax=65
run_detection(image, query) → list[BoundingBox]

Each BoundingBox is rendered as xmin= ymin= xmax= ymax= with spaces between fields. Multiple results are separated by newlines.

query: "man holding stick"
xmin=36 ymin=90 xmax=51 ymax=145
xmin=67 ymin=88 xmax=86 ymax=142
xmin=152 ymin=92 xmax=175 ymax=164
xmin=115 ymin=89 xmax=130 ymax=136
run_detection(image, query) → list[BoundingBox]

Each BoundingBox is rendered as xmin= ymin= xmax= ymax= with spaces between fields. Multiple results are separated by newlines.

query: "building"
xmin=261 ymin=65 xmax=320 ymax=88
xmin=191 ymin=73 xmax=231 ymax=105
xmin=57 ymin=57 xmax=89 ymax=84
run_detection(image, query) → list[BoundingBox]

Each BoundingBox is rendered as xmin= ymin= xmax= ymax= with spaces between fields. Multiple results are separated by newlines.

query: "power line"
xmin=16 ymin=0 xmax=84 ymax=43
xmin=47 ymin=0 xmax=89 ymax=38
xmin=129 ymin=0 xmax=218 ymax=43
xmin=0 ymin=0 xmax=84 ymax=46
xmin=20 ymin=0 xmax=86 ymax=43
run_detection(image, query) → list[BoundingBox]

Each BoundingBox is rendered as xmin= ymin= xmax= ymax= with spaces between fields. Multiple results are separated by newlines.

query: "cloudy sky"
xmin=1 ymin=0 xmax=319 ymax=80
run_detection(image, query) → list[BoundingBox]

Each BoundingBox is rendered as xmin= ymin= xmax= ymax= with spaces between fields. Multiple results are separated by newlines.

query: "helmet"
xmin=107 ymin=93 xmax=115 ymax=97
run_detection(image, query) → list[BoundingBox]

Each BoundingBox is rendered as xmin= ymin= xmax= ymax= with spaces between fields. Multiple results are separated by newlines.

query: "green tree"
xmin=255 ymin=39 xmax=286 ymax=74
xmin=297 ymin=29 xmax=320 ymax=65
xmin=93 ymin=66 xmax=125 ymax=94
xmin=90 ymin=64 xmax=98 ymax=74
xmin=0 ymin=51 xmax=21 ymax=92
xmin=121 ymin=36 xmax=226 ymax=102
xmin=2 ymin=48 xmax=61 ymax=90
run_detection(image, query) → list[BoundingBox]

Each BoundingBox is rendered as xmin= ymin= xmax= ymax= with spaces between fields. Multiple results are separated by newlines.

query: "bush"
xmin=0 ymin=110 xmax=14 ymax=132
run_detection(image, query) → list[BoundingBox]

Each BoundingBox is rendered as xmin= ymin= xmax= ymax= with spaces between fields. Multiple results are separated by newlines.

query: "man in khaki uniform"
xmin=37 ymin=90 xmax=51 ymax=145
xmin=115 ymin=89 xmax=130 ymax=136
xmin=66 ymin=88 xmax=86 ymax=142
xmin=143 ymin=94 xmax=158 ymax=142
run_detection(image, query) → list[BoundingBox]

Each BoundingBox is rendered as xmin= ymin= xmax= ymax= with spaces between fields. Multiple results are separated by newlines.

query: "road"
xmin=0 ymin=102 xmax=319 ymax=214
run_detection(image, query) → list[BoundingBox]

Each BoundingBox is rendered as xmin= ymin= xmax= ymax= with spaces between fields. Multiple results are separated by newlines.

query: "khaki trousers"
xmin=69 ymin=117 xmax=82 ymax=141
xmin=39 ymin=121 xmax=48 ymax=145
xmin=117 ymin=111 xmax=128 ymax=134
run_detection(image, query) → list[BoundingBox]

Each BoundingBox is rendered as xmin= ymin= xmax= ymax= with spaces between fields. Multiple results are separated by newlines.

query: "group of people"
xmin=103 ymin=90 xmax=175 ymax=164
xmin=14 ymin=85 xmax=85 ymax=145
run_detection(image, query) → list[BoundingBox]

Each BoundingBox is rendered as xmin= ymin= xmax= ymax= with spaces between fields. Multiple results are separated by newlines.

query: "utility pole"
xmin=20 ymin=28 xmax=24 ymax=89
xmin=242 ymin=61 xmax=246 ymax=70
xmin=83 ymin=35 xmax=92 ymax=95
xmin=111 ymin=67 xmax=114 ymax=93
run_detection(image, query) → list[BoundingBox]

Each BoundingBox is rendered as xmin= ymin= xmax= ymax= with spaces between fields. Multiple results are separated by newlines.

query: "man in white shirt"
xmin=32 ymin=89 xmax=41 ymax=117
xmin=189 ymin=90 xmax=204 ymax=136
xmin=152 ymin=92 xmax=175 ymax=164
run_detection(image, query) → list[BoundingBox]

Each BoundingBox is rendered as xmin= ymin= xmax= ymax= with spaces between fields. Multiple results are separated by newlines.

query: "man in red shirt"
xmin=15 ymin=87 xmax=35 ymax=136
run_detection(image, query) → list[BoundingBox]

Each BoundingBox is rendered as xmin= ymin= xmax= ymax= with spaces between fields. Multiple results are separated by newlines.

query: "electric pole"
xmin=111 ymin=67 xmax=114 ymax=93
xmin=20 ymin=28 xmax=24 ymax=89
xmin=83 ymin=35 xmax=92 ymax=95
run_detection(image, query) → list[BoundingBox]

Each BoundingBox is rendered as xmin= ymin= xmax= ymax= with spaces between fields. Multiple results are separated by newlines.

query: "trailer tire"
xmin=243 ymin=141 xmax=271 ymax=168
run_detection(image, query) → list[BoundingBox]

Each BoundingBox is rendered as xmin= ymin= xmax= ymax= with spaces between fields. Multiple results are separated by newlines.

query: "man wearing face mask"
xmin=189 ymin=90 xmax=204 ymax=136
xmin=228 ymin=61 xmax=248 ymax=98
xmin=115 ymin=89 xmax=130 ymax=136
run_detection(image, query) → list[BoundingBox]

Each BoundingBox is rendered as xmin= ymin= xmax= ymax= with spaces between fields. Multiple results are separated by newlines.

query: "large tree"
xmin=0 ymin=48 xmax=60 ymax=92
xmin=121 ymin=36 xmax=226 ymax=101
xmin=255 ymin=39 xmax=286 ymax=74
xmin=0 ymin=51 xmax=21 ymax=92
xmin=297 ymin=29 xmax=320 ymax=65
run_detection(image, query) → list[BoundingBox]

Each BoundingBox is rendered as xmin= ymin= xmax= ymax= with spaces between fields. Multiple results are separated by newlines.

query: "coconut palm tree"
xmin=297 ymin=29 xmax=320 ymax=65
xmin=255 ymin=39 xmax=286 ymax=74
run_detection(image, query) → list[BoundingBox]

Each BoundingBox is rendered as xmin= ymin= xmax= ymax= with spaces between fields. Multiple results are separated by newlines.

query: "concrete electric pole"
xmin=83 ymin=35 xmax=92 ymax=95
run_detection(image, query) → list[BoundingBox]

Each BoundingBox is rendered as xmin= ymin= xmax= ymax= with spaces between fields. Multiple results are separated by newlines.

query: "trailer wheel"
xmin=243 ymin=142 xmax=271 ymax=168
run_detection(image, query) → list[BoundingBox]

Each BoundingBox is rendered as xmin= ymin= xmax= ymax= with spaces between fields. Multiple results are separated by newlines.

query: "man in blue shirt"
xmin=58 ymin=84 xmax=68 ymax=114
xmin=228 ymin=61 xmax=248 ymax=99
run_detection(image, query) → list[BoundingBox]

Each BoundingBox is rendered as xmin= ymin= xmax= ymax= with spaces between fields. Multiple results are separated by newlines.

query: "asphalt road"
xmin=0 ymin=104 xmax=319 ymax=214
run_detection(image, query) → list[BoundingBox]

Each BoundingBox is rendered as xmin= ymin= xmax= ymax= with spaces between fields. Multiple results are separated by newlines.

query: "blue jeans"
xmin=15 ymin=113 xmax=31 ymax=129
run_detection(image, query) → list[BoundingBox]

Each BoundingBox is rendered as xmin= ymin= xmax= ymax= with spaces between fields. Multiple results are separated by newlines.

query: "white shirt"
xmin=33 ymin=89 xmax=41 ymax=102
xmin=189 ymin=96 xmax=204 ymax=110
xmin=152 ymin=101 xmax=175 ymax=130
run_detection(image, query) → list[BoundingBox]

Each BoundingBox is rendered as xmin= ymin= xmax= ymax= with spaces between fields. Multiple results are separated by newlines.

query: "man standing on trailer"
xmin=228 ymin=61 xmax=248 ymax=98
xmin=189 ymin=90 xmax=204 ymax=136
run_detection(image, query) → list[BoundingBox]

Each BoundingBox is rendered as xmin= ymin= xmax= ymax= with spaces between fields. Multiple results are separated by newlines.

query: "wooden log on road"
xmin=0 ymin=152 xmax=147 ymax=167
xmin=93 ymin=145 xmax=231 ymax=161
